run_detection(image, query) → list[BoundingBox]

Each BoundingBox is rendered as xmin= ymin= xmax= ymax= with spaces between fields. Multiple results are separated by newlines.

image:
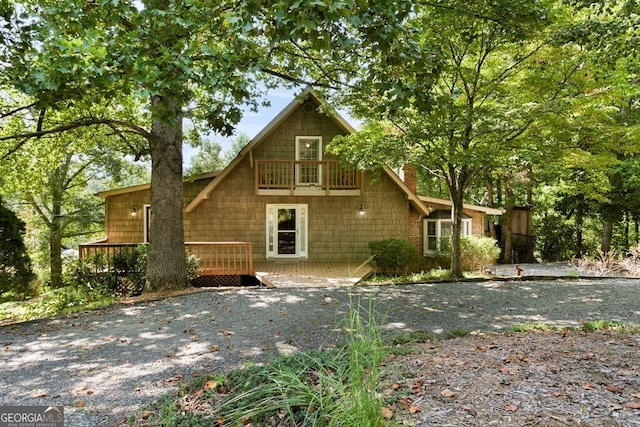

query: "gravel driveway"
xmin=1 ymin=278 xmax=639 ymax=426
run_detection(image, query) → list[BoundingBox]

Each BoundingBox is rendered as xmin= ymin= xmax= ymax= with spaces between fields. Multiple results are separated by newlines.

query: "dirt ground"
xmin=381 ymin=329 xmax=640 ymax=426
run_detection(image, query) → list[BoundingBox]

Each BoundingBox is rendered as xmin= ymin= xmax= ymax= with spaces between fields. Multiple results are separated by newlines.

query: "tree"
xmin=0 ymin=104 xmax=149 ymax=287
xmin=1 ymin=0 xmax=416 ymax=292
xmin=222 ymin=133 xmax=251 ymax=166
xmin=185 ymin=138 xmax=224 ymax=177
xmin=0 ymin=196 xmax=35 ymax=296
xmin=331 ymin=0 xmax=562 ymax=276
xmin=0 ymin=91 xmax=149 ymax=287
xmin=531 ymin=1 xmax=640 ymax=257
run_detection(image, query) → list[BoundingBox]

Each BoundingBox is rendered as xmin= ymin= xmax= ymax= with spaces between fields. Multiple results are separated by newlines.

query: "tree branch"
xmin=0 ymin=101 xmax=38 ymax=119
xmin=1 ymin=118 xmax=150 ymax=160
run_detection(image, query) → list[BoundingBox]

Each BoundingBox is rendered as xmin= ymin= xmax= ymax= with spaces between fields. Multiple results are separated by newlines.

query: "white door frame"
xmin=266 ymin=204 xmax=308 ymax=258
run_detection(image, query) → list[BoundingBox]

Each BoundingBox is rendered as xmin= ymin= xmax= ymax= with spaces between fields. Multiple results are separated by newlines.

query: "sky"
xmin=183 ymin=85 xmax=361 ymax=167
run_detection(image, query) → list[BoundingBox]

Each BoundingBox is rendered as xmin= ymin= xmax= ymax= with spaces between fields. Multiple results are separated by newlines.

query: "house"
xmin=80 ymin=88 xmax=501 ymax=284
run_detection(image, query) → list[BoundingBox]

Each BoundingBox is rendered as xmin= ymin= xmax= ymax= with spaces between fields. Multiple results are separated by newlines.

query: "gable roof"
xmin=95 ymin=171 xmax=220 ymax=198
xmin=419 ymin=195 xmax=503 ymax=216
xmin=185 ymin=87 xmax=429 ymax=213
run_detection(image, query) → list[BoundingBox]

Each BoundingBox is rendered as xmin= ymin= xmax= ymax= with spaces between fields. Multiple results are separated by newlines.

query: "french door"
xmin=266 ymin=204 xmax=308 ymax=258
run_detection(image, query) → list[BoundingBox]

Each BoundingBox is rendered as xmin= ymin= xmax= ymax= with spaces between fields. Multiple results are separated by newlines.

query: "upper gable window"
xmin=295 ymin=136 xmax=322 ymax=186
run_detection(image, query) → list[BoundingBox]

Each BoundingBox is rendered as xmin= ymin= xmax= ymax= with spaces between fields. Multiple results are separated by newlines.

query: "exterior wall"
xmin=184 ymin=102 xmax=410 ymax=262
xmin=104 ymin=189 xmax=150 ymax=243
xmin=422 ymin=201 xmax=486 ymax=238
xmin=104 ymin=178 xmax=213 ymax=243
xmin=100 ymin=99 xmax=493 ymax=264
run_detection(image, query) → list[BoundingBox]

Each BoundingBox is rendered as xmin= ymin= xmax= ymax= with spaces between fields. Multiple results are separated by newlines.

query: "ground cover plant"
xmin=128 ymin=319 xmax=640 ymax=426
xmin=0 ymin=246 xmax=200 ymax=325
xmin=130 ymin=301 xmax=386 ymax=426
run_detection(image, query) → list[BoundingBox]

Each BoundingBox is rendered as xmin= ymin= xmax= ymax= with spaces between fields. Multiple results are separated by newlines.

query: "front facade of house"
xmin=90 ymin=90 xmax=500 ymax=268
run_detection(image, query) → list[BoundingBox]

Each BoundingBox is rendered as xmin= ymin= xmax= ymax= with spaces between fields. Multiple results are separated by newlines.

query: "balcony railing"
xmin=78 ymin=241 xmax=253 ymax=276
xmin=255 ymin=160 xmax=361 ymax=194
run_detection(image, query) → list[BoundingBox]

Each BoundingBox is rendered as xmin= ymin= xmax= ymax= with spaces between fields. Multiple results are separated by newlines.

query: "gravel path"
xmin=1 ymin=278 xmax=639 ymax=426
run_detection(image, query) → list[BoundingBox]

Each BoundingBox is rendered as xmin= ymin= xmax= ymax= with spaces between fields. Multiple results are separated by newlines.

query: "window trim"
xmin=423 ymin=217 xmax=472 ymax=255
xmin=295 ymin=136 xmax=322 ymax=186
xmin=143 ymin=204 xmax=151 ymax=243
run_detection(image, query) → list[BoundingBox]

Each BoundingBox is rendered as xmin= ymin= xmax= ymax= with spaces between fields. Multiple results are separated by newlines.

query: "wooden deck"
xmin=253 ymin=261 xmax=374 ymax=288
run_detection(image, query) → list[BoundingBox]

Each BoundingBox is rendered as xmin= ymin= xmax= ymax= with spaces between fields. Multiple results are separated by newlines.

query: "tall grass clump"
xmin=138 ymin=299 xmax=388 ymax=426
xmin=215 ymin=299 xmax=385 ymax=426
xmin=342 ymin=298 xmax=385 ymax=426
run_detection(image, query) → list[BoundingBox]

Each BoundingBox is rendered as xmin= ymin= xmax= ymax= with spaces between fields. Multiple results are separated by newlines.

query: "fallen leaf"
xmin=607 ymin=385 xmax=623 ymax=394
xmin=204 ymin=380 xmax=218 ymax=391
xmin=392 ymin=383 xmax=402 ymax=391
xmin=75 ymin=401 xmax=86 ymax=408
xmin=87 ymin=390 xmax=94 ymax=395
xmin=582 ymin=383 xmax=595 ymax=390
xmin=462 ymin=405 xmax=477 ymax=416
xmin=409 ymin=405 xmax=421 ymax=414
xmin=625 ymin=402 xmax=640 ymax=409
xmin=211 ymin=345 xmax=220 ymax=352
xmin=141 ymin=410 xmax=154 ymax=419
xmin=553 ymin=392 xmax=562 ymax=397
xmin=382 ymin=406 xmax=394 ymax=419
xmin=441 ymin=389 xmax=456 ymax=398
xmin=504 ymin=404 xmax=518 ymax=412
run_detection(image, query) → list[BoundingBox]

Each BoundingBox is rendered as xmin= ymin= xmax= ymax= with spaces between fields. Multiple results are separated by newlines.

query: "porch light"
xmin=358 ymin=204 xmax=365 ymax=215
xmin=131 ymin=206 xmax=138 ymax=217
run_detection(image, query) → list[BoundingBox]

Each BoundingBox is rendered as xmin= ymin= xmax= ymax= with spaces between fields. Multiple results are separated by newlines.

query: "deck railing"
xmin=78 ymin=241 xmax=253 ymax=276
xmin=185 ymin=242 xmax=253 ymax=276
xmin=255 ymin=160 xmax=360 ymax=192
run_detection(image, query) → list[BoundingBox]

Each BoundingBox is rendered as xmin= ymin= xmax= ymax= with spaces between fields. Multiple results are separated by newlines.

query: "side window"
xmin=424 ymin=216 xmax=473 ymax=255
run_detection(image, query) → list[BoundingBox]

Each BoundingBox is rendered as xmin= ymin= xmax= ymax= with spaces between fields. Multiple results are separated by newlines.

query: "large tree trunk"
xmin=575 ymin=204 xmax=584 ymax=258
xmin=486 ymin=178 xmax=497 ymax=240
xmin=502 ymin=182 xmax=513 ymax=264
xmin=49 ymin=165 xmax=65 ymax=288
xmin=144 ymin=96 xmax=188 ymax=293
xmin=601 ymin=220 xmax=613 ymax=253
xmin=50 ymin=219 xmax=63 ymax=288
xmin=448 ymin=171 xmax=465 ymax=278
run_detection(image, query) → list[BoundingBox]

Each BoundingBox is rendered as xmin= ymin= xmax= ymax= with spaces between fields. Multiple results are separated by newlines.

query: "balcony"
xmin=255 ymin=160 xmax=361 ymax=196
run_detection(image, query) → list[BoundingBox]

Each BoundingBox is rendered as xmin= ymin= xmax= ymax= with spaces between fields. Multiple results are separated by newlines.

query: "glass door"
xmin=277 ymin=208 xmax=296 ymax=255
xmin=266 ymin=204 xmax=308 ymax=258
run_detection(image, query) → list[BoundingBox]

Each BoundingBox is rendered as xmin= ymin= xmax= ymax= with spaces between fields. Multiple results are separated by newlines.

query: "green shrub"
xmin=460 ymin=236 xmax=500 ymax=273
xmin=0 ymin=197 xmax=35 ymax=298
xmin=368 ymin=238 xmax=419 ymax=275
xmin=68 ymin=245 xmax=199 ymax=297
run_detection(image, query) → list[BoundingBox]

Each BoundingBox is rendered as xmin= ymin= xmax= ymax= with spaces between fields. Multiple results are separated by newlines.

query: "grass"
xmin=131 ymin=299 xmax=387 ymax=427
xmin=509 ymin=320 xmax=640 ymax=334
xmin=0 ymin=285 xmax=116 ymax=325
xmin=364 ymin=268 xmax=487 ymax=285
xmin=129 ymin=318 xmax=640 ymax=426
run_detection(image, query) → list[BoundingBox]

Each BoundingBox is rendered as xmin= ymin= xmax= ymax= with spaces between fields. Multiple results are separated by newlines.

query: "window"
xmin=423 ymin=211 xmax=472 ymax=255
xmin=295 ymin=136 xmax=322 ymax=186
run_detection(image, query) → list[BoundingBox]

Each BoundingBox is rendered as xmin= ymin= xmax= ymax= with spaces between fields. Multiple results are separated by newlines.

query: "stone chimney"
xmin=403 ymin=164 xmax=417 ymax=193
